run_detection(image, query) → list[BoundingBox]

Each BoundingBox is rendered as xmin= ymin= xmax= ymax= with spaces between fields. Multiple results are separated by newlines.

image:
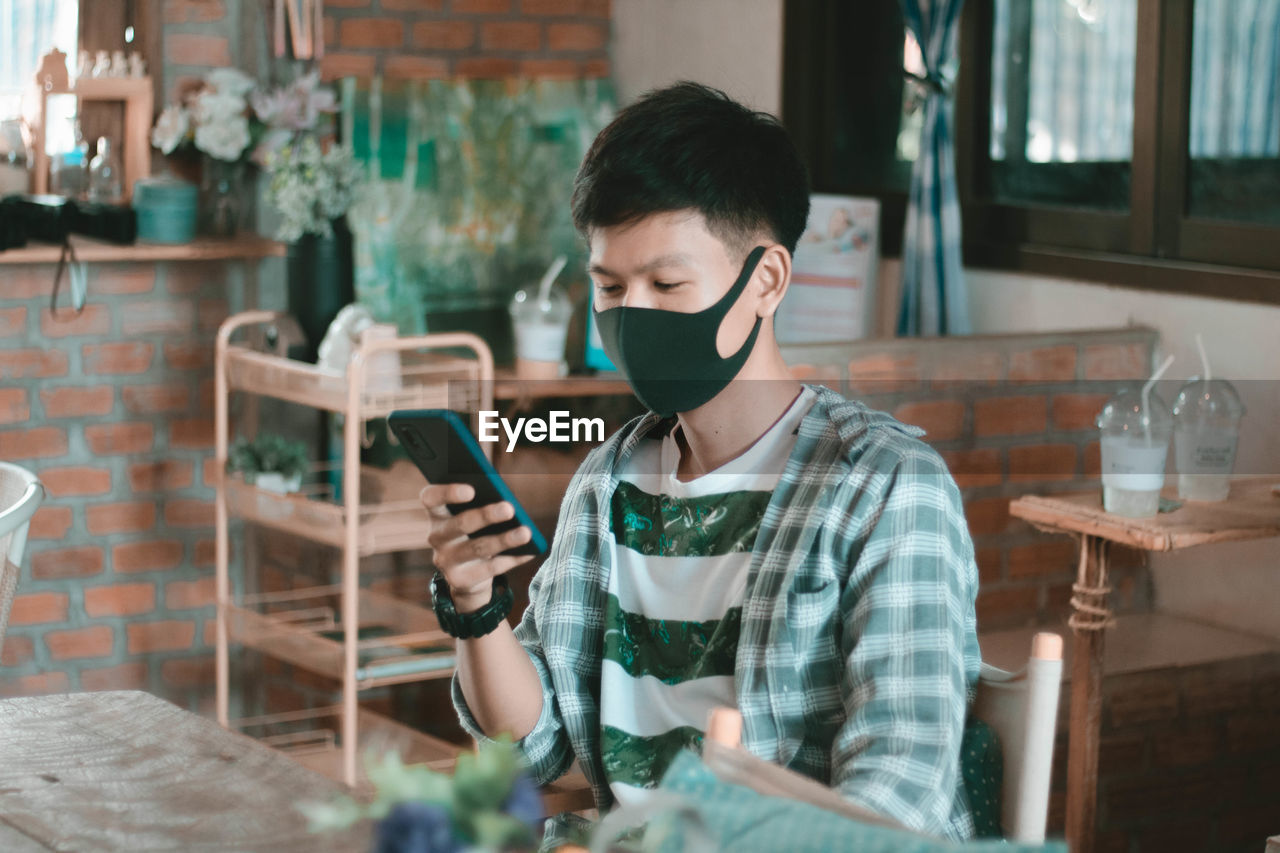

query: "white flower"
xmin=193 ymin=90 xmax=246 ymax=125
xmin=195 ymin=114 xmax=251 ymax=161
xmin=206 ymin=67 xmax=256 ymax=99
xmin=150 ymin=105 xmax=190 ymax=154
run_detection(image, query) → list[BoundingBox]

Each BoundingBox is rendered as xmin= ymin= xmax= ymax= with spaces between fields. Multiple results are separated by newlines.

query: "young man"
xmin=422 ymin=82 xmax=981 ymax=842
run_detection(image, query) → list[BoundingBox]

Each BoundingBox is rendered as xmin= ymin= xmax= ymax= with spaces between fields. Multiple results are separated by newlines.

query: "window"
xmin=783 ymin=0 xmax=1280 ymax=303
xmin=1 ymin=0 xmax=79 ymax=149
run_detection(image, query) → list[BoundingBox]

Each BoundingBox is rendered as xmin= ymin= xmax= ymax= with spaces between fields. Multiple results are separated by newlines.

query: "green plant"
xmin=225 ymin=434 xmax=309 ymax=484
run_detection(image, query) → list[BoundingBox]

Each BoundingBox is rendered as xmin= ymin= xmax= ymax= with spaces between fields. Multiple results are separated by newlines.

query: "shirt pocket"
xmin=783 ymin=578 xmax=842 ymax=672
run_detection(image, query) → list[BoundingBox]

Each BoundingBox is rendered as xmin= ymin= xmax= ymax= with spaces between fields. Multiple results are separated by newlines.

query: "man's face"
xmin=588 ymin=209 xmax=766 ymax=359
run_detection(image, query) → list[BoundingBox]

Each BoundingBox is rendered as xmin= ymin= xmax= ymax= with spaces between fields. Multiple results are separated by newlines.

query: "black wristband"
xmin=431 ymin=572 xmax=514 ymax=640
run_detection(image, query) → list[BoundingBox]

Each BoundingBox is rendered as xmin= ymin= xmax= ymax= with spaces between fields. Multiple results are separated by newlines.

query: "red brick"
xmin=546 ymin=21 xmax=606 ymax=51
xmin=973 ymin=395 xmax=1047 ymax=437
xmin=1150 ymin=727 xmax=1221 ymax=768
xmin=87 ymin=501 xmax=157 ymax=535
xmin=518 ymin=58 xmax=581 ymax=78
xmin=170 ymin=418 xmax=215 ymax=449
xmin=165 ymin=33 xmax=231 ymax=66
xmin=930 ymin=349 xmax=1005 ymax=387
xmin=163 ymin=0 xmax=227 ymax=23
xmin=1083 ymin=440 xmax=1101 ymax=476
xmin=94 ymin=265 xmax=155 ymax=294
xmin=0 ymin=426 xmax=68 ymax=460
xmin=1226 ymin=711 xmax=1280 ymax=753
xmin=1107 ymin=671 xmax=1180 ymax=727
xmin=84 ymin=582 xmax=157 ymax=617
xmin=120 ymin=300 xmax=195 ymax=335
xmin=46 ymin=625 xmax=115 ymax=661
xmin=28 ymin=506 xmax=72 ymax=540
xmin=847 ymin=353 xmax=921 ymax=392
xmin=974 ymin=547 xmax=1002 ymax=583
xmin=520 ymin=0 xmax=596 ymax=13
xmin=127 ymin=619 xmax=196 ymax=654
xmin=122 ymin=384 xmax=190 ymax=414
xmin=197 ymin=378 xmax=215 ymax=412
xmin=322 ymin=0 xmax=368 ymax=5
xmin=202 ymin=456 xmax=221 ymax=487
xmin=1008 ymin=443 xmax=1077 ymax=483
xmin=892 ymin=400 xmax=965 ymax=442
xmin=39 ymin=466 xmax=112 ymax=497
xmin=81 ymin=662 xmax=150 ymax=691
xmin=0 ymin=671 xmax=69 ymax=697
xmin=976 ymin=586 xmax=1038 ymax=628
xmin=1007 ymin=540 xmax=1076 ymax=579
xmin=320 ymin=52 xmax=376 ymax=81
xmin=0 ymin=348 xmax=68 ymax=379
xmin=128 ymin=460 xmax=195 ymax=492
xmin=453 ymin=0 xmax=510 ymax=11
xmin=39 ymin=304 xmax=110 ymax=337
xmin=1 ymin=635 xmax=35 ymax=667
xmin=161 ymin=655 xmax=216 ymax=688
xmin=582 ymin=57 xmax=610 ymax=77
xmin=196 ymin=299 xmax=228 ymax=332
xmin=964 ymin=497 xmax=1010 ymax=537
xmin=456 ymin=57 xmax=520 ymax=77
xmin=383 ymin=55 xmax=450 ymax=80
xmin=412 ymin=20 xmax=476 ymax=50
xmin=83 ymin=342 xmax=155 ymax=374
xmin=1181 ymin=659 xmax=1256 ymax=717
xmin=85 ymin=422 xmax=154 ymax=455
xmin=938 ymin=448 xmax=1002 ymax=488
xmin=1052 ymin=393 xmax=1109 ymax=432
xmin=340 ymin=18 xmax=403 ymax=49
xmin=113 ymin=539 xmax=185 ymax=573
xmin=380 ymin=0 xmax=442 ymax=8
xmin=7 ymin=592 xmax=69 ymax=625
xmin=1083 ymin=342 xmax=1148 ymax=380
xmin=203 ymin=617 xmax=216 ymax=645
xmin=194 ymin=538 xmax=217 ymax=567
xmin=481 ymin=20 xmax=541 ymax=51
xmin=165 ymin=499 xmax=215 ymax=528
xmin=0 ymin=388 xmax=29 ymax=423
xmin=1008 ymin=345 xmax=1077 ymax=383
xmin=40 ymin=386 xmax=114 ymax=418
xmin=0 ymin=305 xmax=26 ymax=336
xmin=165 ymin=576 xmax=217 ymax=609
xmin=1097 ymin=730 xmax=1147 ymax=776
xmin=163 ymin=341 xmax=212 ymax=370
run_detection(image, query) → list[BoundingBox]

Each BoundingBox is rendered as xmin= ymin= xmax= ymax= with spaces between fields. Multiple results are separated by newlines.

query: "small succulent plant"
xmin=225 ymin=433 xmax=310 ymax=484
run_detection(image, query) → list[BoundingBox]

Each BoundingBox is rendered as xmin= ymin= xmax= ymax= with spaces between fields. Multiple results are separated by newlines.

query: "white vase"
xmin=255 ymin=472 xmax=302 ymax=494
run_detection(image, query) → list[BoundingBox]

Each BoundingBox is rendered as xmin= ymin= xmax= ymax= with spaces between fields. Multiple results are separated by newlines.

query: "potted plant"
xmin=262 ymin=135 xmax=365 ymax=362
xmin=226 ymin=434 xmax=309 ymax=494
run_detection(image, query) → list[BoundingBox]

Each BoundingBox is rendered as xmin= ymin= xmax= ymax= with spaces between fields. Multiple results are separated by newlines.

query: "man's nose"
xmin=620 ymin=285 xmax=656 ymax=310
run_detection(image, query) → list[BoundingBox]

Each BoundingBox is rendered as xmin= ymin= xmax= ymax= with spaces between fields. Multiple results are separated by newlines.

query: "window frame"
xmin=783 ymin=0 xmax=1280 ymax=305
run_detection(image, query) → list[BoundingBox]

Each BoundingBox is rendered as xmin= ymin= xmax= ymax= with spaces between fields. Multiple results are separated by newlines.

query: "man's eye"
xmin=654 ymin=281 xmax=684 ymax=291
xmin=595 ymin=283 xmax=622 ymax=295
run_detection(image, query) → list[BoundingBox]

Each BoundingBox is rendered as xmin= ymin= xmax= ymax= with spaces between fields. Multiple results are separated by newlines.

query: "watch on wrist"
xmin=431 ymin=572 xmax=514 ymax=640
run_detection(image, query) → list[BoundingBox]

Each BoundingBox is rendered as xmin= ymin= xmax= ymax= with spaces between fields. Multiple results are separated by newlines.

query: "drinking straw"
xmin=1195 ymin=332 xmax=1211 ymax=383
xmin=537 ymin=254 xmax=568 ymax=306
xmin=1142 ymin=353 xmax=1176 ymax=445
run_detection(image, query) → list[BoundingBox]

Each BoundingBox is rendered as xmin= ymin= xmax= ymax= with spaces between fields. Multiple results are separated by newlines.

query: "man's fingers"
xmin=453 ymin=502 xmax=515 ymax=536
xmin=419 ymin=482 xmax=475 ymax=509
xmin=433 ymin=525 xmax=533 ymax=571
xmin=440 ymin=552 xmax=536 ymax=598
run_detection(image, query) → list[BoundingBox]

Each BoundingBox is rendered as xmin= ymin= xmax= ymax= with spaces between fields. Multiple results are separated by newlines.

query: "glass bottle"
xmin=88 ymin=136 xmax=123 ymax=203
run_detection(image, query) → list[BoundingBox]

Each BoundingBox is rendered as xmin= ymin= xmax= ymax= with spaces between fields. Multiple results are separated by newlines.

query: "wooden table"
xmin=1009 ymin=478 xmax=1280 ymax=853
xmin=0 ymin=691 xmax=368 ymax=851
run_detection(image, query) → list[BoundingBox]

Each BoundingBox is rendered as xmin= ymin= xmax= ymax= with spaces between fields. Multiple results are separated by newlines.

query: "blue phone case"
xmin=388 ymin=409 xmax=548 ymax=557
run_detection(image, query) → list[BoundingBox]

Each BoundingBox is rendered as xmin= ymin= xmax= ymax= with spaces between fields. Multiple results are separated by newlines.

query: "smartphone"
xmin=388 ymin=409 xmax=548 ymax=558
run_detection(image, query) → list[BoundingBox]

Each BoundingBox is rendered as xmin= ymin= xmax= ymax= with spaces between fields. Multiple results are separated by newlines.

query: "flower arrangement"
xmin=264 ymin=136 xmax=364 ymax=242
xmin=151 ymin=69 xmax=338 ymax=166
xmin=300 ymin=739 xmax=546 ymax=853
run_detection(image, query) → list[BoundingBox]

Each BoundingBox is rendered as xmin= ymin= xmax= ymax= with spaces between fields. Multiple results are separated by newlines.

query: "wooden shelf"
xmin=226 ymin=584 xmax=455 ymax=690
xmin=233 ymin=706 xmax=462 ymax=790
xmin=0 ymin=234 xmax=286 ymax=265
xmin=493 ymin=368 xmax=632 ymax=401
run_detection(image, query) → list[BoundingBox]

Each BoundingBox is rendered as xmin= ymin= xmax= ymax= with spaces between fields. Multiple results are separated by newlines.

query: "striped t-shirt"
xmin=599 ymin=388 xmax=816 ymax=808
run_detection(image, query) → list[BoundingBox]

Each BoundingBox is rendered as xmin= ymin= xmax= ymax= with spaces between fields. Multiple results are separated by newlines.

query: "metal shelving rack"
xmin=213 ymin=310 xmax=495 ymax=786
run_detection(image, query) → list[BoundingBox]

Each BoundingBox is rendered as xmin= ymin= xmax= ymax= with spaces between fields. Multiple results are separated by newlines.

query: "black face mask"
xmin=594 ymin=246 xmax=766 ymax=417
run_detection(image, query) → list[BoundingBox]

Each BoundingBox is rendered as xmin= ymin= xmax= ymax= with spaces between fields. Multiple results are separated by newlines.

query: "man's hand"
xmin=421 ymin=483 xmax=536 ymax=613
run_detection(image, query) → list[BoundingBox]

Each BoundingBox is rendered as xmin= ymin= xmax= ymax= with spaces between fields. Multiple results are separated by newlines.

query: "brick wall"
xmin=781 ymin=326 xmax=1159 ymax=632
xmin=0 ymin=260 xmax=246 ymax=707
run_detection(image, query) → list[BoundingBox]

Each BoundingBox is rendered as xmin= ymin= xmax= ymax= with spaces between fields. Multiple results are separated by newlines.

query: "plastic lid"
xmin=132 ymin=176 xmax=198 ymax=206
xmin=1172 ymin=377 xmax=1245 ymax=423
xmin=1095 ymin=387 xmax=1173 ymax=432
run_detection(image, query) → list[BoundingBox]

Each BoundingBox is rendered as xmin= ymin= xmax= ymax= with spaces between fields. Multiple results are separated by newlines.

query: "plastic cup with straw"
xmin=1172 ymin=333 xmax=1245 ymax=501
xmin=509 ymin=254 xmax=572 ymax=379
xmin=1096 ymin=354 xmax=1176 ymax=518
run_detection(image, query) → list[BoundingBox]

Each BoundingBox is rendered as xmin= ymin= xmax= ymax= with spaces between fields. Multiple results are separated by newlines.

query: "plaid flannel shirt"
xmin=452 ymin=384 xmax=981 ymax=840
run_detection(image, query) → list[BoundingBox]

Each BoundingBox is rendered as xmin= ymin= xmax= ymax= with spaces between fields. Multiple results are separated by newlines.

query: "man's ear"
xmin=754 ymin=245 xmax=792 ymax=319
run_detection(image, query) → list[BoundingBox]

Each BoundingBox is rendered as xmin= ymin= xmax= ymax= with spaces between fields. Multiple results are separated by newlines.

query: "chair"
xmin=0 ymin=461 xmax=45 ymax=650
xmin=970 ymin=631 xmax=1064 ymax=844
xmin=702 ymin=630 xmax=1065 ymax=844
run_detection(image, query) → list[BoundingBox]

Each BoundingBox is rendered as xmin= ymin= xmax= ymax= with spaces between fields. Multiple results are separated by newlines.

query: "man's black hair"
xmin=571 ymin=81 xmax=811 ymax=258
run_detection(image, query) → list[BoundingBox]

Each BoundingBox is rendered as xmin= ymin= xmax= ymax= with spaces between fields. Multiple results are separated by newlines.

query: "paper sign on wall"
xmin=775 ymin=194 xmax=880 ymax=344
